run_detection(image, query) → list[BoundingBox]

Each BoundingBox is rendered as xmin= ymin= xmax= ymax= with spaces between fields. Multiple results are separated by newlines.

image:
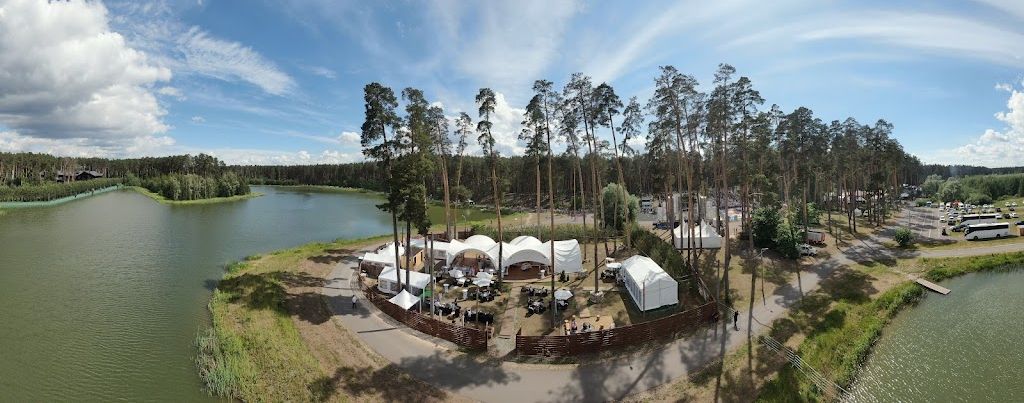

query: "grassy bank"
xmin=197 ymin=236 xmax=389 ymax=401
xmin=758 ymin=252 xmax=1024 ymax=401
xmin=130 ymin=186 xmax=263 ymax=205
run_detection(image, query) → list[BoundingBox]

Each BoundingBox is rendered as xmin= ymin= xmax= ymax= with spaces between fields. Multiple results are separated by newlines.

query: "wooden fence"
xmin=362 ymin=284 xmax=489 ymax=351
xmin=515 ymin=301 xmax=719 ymax=358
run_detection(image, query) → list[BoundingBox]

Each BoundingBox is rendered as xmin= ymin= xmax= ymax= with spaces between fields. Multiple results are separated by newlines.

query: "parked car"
xmin=1015 ymin=220 xmax=1024 ymax=226
xmin=1011 ymin=213 xmax=1019 ymax=219
xmin=798 ymin=244 xmax=818 ymax=256
xmin=997 ymin=208 xmax=1003 ymax=212
xmin=951 ymin=223 xmax=969 ymax=232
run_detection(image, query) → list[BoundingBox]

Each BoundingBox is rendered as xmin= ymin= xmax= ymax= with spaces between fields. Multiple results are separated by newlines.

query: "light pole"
xmin=758 ymin=247 xmax=769 ymax=307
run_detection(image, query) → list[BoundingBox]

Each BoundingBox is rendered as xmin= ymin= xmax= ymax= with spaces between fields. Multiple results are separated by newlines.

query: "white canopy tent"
xmin=673 ymin=221 xmax=722 ymax=249
xmin=388 ymin=289 xmax=419 ymax=310
xmin=361 ymin=242 xmax=405 ymax=268
xmin=443 ymin=234 xmax=584 ymax=275
xmin=410 ymin=238 xmax=451 ymax=263
xmin=621 ymin=255 xmax=678 ymax=311
xmin=377 ymin=267 xmax=431 ymax=295
xmin=549 ymin=239 xmax=583 ymax=274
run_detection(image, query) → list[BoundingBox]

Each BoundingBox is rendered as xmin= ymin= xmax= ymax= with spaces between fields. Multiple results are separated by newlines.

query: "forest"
xmin=0 ymin=153 xmax=242 ymax=202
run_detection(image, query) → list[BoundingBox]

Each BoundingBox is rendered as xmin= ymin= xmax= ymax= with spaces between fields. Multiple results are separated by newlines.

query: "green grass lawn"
xmin=198 ymin=236 xmax=389 ymax=401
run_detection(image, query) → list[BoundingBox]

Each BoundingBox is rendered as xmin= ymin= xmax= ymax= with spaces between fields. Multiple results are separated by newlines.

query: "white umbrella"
xmin=448 ymin=269 xmax=465 ymax=279
xmin=554 ymin=289 xmax=573 ymax=301
xmin=475 ymin=271 xmax=494 ymax=281
xmin=473 ymin=278 xmax=493 ymax=287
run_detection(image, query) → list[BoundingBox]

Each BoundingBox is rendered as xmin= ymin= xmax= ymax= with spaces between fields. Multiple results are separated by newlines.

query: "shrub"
xmin=894 ymin=227 xmax=913 ymax=247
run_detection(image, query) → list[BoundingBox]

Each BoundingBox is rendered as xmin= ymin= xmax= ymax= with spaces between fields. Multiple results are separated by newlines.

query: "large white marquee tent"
xmin=388 ymin=289 xmax=419 ymax=310
xmin=361 ymin=242 xmax=405 ymax=268
xmin=443 ymin=235 xmax=583 ymax=274
xmin=620 ymin=255 xmax=678 ymax=311
xmin=377 ymin=266 xmax=431 ymax=295
xmin=673 ymin=221 xmax=722 ymax=249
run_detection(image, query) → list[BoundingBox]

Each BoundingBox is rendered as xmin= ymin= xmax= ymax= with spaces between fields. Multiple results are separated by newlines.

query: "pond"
xmin=0 ymin=186 xmax=404 ymax=401
xmin=848 ymin=271 xmax=1024 ymax=402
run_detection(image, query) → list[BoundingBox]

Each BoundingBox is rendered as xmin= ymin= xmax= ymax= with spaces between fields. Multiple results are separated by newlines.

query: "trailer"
xmin=805 ymin=230 xmax=826 ymax=246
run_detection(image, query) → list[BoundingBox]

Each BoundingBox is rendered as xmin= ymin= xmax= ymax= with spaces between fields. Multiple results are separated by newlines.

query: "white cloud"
xmin=729 ymin=12 xmax=1024 ymax=69
xmin=302 ymin=65 xmax=337 ymax=79
xmin=0 ymin=0 xmax=171 ymax=140
xmin=177 ymin=27 xmax=295 ymax=95
xmin=157 ymin=86 xmax=186 ymax=100
xmin=191 ymin=116 xmax=205 ymax=123
xmin=205 ymin=148 xmax=360 ymax=165
xmin=452 ymin=1 xmax=580 ymax=89
xmin=937 ymin=83 xmax=1024 ymax=167
xmin=339 ymin=131 xmax=359 ymax=144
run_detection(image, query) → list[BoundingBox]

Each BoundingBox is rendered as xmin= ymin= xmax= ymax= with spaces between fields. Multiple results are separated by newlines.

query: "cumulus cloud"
xmin=339 ymin=131 xmax=360 ymax=144
xmin=941 ymin=83 xmax=1024 ymax=167
xmin=0 ymin=0 xmax=171 ymax=140
xmin=207 ymin=148 xmax=360 ymax=165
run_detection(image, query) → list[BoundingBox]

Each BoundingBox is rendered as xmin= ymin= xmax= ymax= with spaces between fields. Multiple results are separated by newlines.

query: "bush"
xmin=894 ymin=227 xmax=913 ymax=247
xmin=600 ymin=183 xmax=639 ymax=232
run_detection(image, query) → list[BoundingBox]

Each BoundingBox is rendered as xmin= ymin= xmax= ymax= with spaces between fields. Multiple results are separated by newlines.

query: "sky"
xmin=2 ymin=0 xmax=1024 ymax=167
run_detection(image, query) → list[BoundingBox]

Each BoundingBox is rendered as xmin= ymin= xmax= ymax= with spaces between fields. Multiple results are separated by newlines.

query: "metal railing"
xmin=759 ymin=334 xmax=849 ymax=400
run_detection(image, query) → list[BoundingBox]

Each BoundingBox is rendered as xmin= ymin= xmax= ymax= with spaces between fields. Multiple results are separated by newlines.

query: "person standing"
xmin=351 ymin=294 xmax=358 ymax=310
xmin=733 ymin=310 xmax=740 ymax=330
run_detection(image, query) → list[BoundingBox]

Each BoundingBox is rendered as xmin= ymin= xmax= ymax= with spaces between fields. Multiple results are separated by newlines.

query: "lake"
xmin=0 ymin=186 xmax=399 ymax=401
xmin=848 ymin=271 xmax=1024 ymax=402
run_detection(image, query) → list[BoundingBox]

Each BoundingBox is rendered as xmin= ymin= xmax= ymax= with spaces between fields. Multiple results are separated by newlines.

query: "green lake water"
xmin=0 ymin=186 xmax=397 ymax=401
xmin=849 ymin=271 xmax=1024 ymax=402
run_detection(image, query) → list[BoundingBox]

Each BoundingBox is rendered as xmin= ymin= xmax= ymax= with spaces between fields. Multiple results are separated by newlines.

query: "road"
xmin=321 ymin=207 xmax=1024 ymax=402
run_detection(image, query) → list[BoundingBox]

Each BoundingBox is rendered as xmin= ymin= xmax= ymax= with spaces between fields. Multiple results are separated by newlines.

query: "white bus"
xmin=959 ymin=213 xmax=1000 ymax=225
xmin=964 ymin=222 xmax=1010 ymax=240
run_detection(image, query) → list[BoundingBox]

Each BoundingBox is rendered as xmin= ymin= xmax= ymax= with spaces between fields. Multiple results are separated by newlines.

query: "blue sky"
xmin=2 ymin=0 xmax=1024 ymax=166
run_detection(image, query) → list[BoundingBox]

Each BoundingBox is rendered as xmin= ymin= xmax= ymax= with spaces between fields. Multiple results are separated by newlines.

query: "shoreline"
xmin=760 ymin=251 xmax=1024 ymax=400
xmin=128 ymin=186 xmax=264 ymax=205
xmin=0 ymin=184 xmax=124 ymax=209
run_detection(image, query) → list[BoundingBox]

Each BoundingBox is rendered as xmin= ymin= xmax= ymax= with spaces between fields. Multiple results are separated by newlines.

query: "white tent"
xmin=362 ymin=242 xmax=405 ymax=268
xmin=550 ymin=240 xmax=583 ymax=273
xmin=444 ymin=235 xmax=584 ymax=274
xmin=510 ymin=235 xmax=543 ymax=248
xmin=377 ymin=267 xmax=431 ymax=295
xmin=410 ymin=238 xmax=451 ymax=263
xmin=621 ymin=255 xmax=678 ymax=311
xmin=445 ymin=238 xmax=500 ymax=266
xmin=673 ymin=221 xmax=722 ymax=249
xmin=388 ymin=289 xmax=419 ymax=310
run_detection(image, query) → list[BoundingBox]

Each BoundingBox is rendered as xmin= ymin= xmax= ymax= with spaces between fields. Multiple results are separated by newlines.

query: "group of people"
xmin=563 ymin=317 xmax=600 ymax=335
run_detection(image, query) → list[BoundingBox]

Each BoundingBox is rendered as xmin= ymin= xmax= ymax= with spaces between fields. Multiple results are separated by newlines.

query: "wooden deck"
xmin=914 ymin=278 xmax=951 ymax=295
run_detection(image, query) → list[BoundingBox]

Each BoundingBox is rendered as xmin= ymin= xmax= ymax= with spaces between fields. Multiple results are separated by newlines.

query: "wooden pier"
xmin=914 ymin=278 xmax=951 ymax=295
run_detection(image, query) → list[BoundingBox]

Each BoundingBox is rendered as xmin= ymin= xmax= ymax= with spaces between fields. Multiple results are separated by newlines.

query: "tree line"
xmin=348 ymin=63 xmax=927 ymax=310
xmin=923 ymin=172 xmax=1024 ymax=204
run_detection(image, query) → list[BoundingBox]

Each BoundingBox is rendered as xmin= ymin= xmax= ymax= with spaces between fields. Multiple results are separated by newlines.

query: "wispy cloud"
xmin=729 ymin=12 xmax=1024 ymax=69
xmin=177 ymin=27 xmax=296 ymax=95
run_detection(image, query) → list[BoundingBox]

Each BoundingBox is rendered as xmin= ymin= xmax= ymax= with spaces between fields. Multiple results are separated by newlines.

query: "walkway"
xmin=321 ymin=207 xmax=1024 ymax=402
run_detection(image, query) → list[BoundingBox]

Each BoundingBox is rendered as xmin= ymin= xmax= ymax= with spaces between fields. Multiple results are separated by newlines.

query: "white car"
xmin=1012 ymin=213 xmax=1019 ymax=219
xmin=799 ymin=244 xmax=818 ymax=256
